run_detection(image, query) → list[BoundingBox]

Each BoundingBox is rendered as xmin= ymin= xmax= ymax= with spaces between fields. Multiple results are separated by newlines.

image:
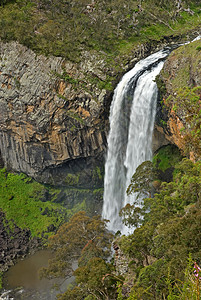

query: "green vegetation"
xmin=0 ymin=168 xmax=66 ymax=237
xmin=157 ymin=40 xmax=201 ymax=159
xmin=0 ymin=0 xmax=200 ymax=66
xmin=160 ymin=40 xmax=201 ymax=92
xmin=0 ymin=273 xmax=2 ymax=290
xmin=92 ymin=166 xmax=104 ymax=185
xmin=167 ymin=86 xmax=201 ymax=158
xmin=0 ymin=1 xmax=200 ymax=297
xmin=65 ymin=173 xmax=80 ymax=186
xmin=153 ymin=145 xmax=183 ymax=172
xmin=118 ymin=158 xmax=201 ymax=299
xmin=40 ymin=154 xmax=201 ymax=299
xmin=39 ymin=211 xmax=119 ymax=299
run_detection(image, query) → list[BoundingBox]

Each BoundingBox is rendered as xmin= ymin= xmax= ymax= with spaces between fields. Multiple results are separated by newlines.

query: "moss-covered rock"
xmin=153 ymin=145 xmax=183 ymax=182
xmin=156 ymin=40 xmax=201 ymax=159
xmin=57 ymin=187 xmax=103 ymax=217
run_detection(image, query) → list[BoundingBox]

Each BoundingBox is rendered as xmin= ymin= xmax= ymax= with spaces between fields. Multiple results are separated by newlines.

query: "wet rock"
xmin=0 ymin=211 xmax=40 ymax=273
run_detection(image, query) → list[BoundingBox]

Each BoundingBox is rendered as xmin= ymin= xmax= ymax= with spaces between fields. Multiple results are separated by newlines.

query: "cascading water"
xmin=102 ymin=48 xmax=172 ymax=235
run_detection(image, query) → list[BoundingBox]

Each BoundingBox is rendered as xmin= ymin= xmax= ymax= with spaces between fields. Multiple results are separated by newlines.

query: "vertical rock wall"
xmin=0 ymin=41 xmax=108 ymax=185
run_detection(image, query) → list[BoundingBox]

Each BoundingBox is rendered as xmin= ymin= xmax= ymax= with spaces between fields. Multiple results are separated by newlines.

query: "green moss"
xmin=65 ymin=200 xmax=87 ymax=221
xmin=93 ymin=188 xmax=104 ymax=195
xmin=65 ymin=173 xmax=80 ymax=186
xmin=60 ymin=187 xmax=103 ymax=216
xmin=0 ymin=169 xmax=66 ymax=237
xmin=161 ymin=40 xmax=201 ymax=91
xmin=54 ymin=69 xmax=80 ymax=88
xmin=155 ymin=75 xmax=167 ymax=96
xmin=92 ymin=166 xmax=103 ymax=182
xmin=153 ymin=145 xmax=183 ymax=172
xmin=85 ymin=73 xmax=114 ymax=92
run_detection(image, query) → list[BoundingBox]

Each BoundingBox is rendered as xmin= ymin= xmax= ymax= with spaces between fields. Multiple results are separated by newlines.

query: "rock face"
xmin=0 ymin=41 xmax=110 ymax=185
xmin=0 ymin=34 xmax=200 ymax=185
xmin=155 ymin=39 xmax=201 ymax=158
xmin=0 ymin=38 xmax=175 ymax=185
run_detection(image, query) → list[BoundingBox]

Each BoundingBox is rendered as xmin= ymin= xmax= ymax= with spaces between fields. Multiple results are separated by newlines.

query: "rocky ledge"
xmin=0 ymin=210 xmax=40 ymax=273
xmin=0 ymin=38 xmax=166 ymax=186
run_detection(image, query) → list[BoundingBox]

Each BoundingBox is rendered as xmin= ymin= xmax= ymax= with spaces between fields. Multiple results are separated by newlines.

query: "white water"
xmin=102 ymin=49 xmax=171 ymax=234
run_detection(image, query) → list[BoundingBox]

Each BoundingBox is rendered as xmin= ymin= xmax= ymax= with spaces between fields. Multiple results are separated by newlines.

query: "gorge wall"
xmin=0 ymin=41 xmax=110 ymax=186
xmin=0 ymin=38 xmax=168 ymax=186
xmin=0 ymin=32 xmax=200 ymax=186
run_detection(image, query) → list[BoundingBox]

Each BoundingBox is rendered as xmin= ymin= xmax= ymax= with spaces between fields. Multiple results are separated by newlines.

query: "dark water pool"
xmin=1 ymin=250 xmax=74 ymax=300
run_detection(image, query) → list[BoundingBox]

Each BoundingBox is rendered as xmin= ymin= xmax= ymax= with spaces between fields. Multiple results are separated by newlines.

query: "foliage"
xmin=152 ymin=145 xmax=183 ymax=173
xmin=119 ymin=158 xmax=201 ymax=299
xmin=37 ymin=156 xmax=201 ymax=299
xmin=0 ymin=273 xmax=2 ymax=290
xmin=40 ymin=211 xmax=113 ymax=278
xmin=126 ymin=161 xmax=155 ymax=198
xmin=65 ymin=173 xmax=80 ymax=186
xmin=40 ymin=211 xmax=119 ymax=299
xmin=166 ymin=257 xmax=201 ymax=300
xmin=0 ymin=168 xmax=66 ymax=237
xmin=119 ymin=161 xmax=156 ymax=229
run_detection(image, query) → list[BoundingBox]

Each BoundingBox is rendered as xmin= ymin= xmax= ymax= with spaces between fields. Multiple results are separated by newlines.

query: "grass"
xmin=0 ymin=0 xmax=200 ymax=100
xmin=160 ymin=40 xmax=201 ymax=92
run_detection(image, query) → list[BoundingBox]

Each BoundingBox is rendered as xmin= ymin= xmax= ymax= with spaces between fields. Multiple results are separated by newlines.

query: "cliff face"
xmin=155 ymin=39 xmax=201 ymax=159
xmin=0 ymin=38 xmax=171 ymax=185
xmin=0 ymin=41 xmax=111 ymax=185
xmin=0 ymin=34 xmax=200 ymax=185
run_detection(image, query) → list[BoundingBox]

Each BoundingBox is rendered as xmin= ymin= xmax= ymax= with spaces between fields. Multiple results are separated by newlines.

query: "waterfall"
xmin=102 ymin=49 xmax=171 ymax=235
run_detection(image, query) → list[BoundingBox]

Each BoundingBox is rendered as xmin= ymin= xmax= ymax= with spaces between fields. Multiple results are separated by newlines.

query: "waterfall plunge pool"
xmin=1 ymin=250 xmax=75 ymax=300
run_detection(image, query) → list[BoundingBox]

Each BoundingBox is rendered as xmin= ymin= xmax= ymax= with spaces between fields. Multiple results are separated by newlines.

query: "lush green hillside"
xmin=0 ymin=0 xmax=200 ymax=64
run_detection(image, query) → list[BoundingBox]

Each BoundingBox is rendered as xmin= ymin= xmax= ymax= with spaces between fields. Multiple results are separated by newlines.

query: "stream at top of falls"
xmin=102 ymin=48 xmax=172 ymax=235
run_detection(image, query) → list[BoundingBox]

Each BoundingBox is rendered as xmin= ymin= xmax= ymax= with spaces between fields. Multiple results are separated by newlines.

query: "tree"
xmin=126 ymin=161 xmax=156 ymax=198
xmin=119 ymin=161 xmax=156 ymax=228
xmin=40 ymin=211 xmax=113 ymax=279
xmin=39 ymin=211 xmax=120 ymax=299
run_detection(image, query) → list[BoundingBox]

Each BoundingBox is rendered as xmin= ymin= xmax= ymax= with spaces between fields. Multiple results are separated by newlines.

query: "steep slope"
xmin=156 ymin=39 xmax=201 ymax=159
